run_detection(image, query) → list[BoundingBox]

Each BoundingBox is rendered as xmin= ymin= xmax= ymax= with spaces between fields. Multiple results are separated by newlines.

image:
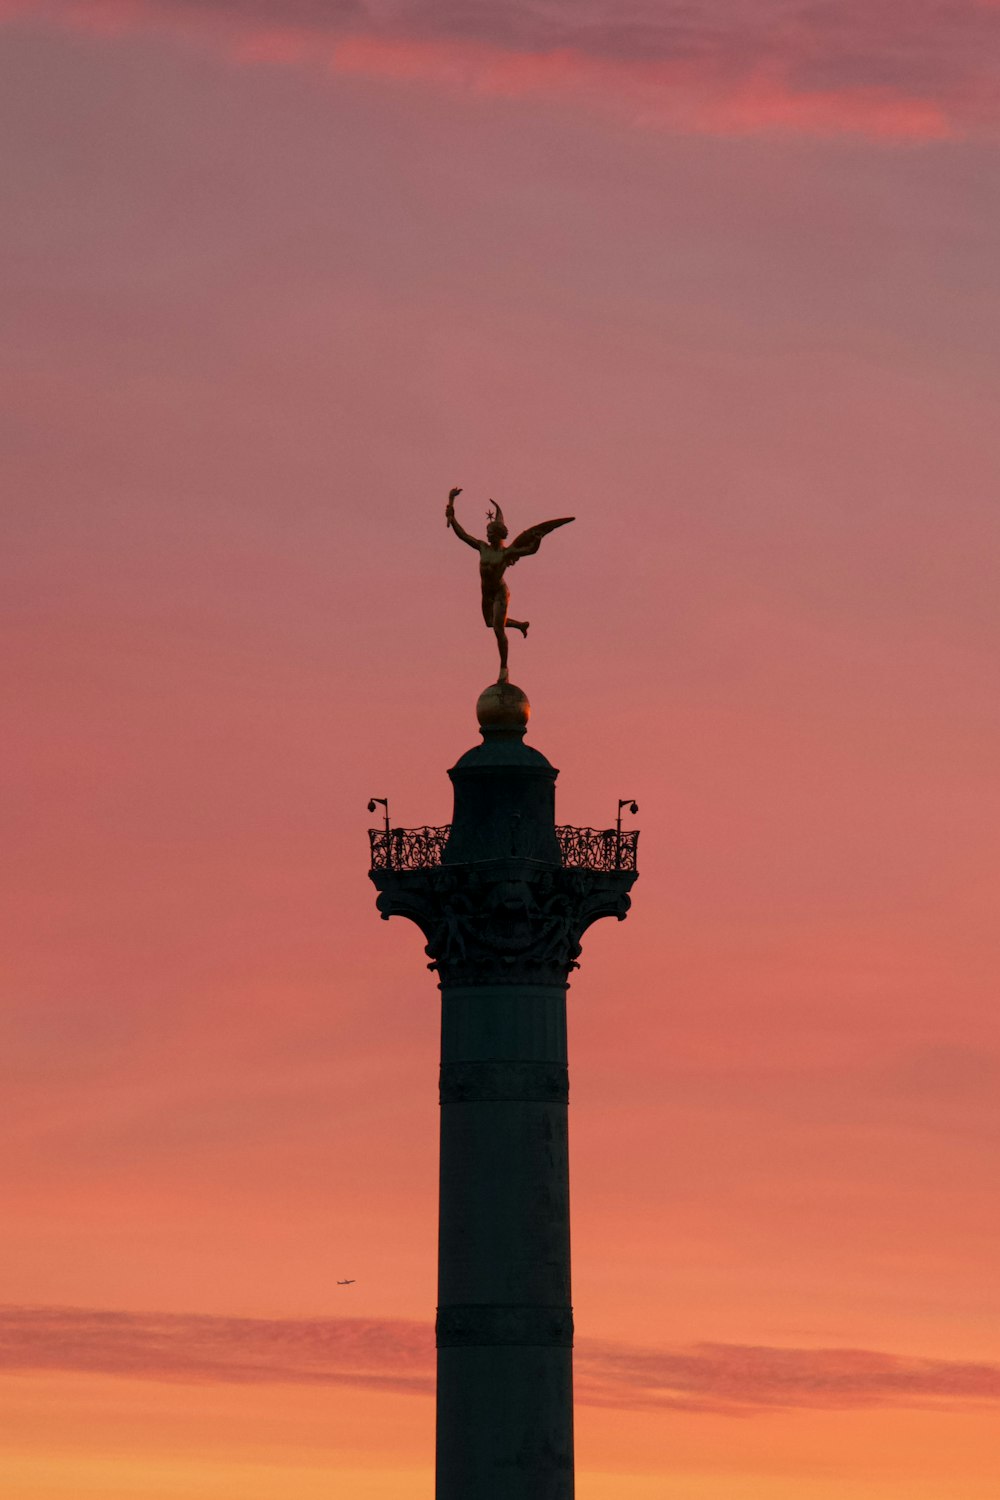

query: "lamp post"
xmin=367 ymin=797 xmax=390 ymax=866
xmin=616 ymin=798 xmax=639 ymax=871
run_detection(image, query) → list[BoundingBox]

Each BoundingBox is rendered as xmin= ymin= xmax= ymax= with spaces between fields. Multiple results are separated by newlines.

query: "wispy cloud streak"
xmin=577 ymin=1338 xmax=1000 ymax=1414
xmin=0 ymin=1305 xmax=435 ymax=1395
xmin=2 ymin=1306 xmax=998 ymax=1414
xmin=2 ymin=0 xmax=998 ymax=139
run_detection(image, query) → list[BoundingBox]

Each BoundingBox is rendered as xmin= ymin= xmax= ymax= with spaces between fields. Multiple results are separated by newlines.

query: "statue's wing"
xmin=508 ymin=516 xmax=575 ymax=560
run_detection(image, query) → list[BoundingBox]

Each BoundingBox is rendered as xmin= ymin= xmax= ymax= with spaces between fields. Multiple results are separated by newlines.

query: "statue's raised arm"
xmin=444 ymin=488 xmax=575 ymax=683
xmin=445 ymin=487 xmax=483 ymax=550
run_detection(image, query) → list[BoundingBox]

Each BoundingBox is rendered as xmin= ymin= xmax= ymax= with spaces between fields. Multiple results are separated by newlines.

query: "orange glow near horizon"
xmin=2 ymin=3 xmax=999 ymax=1496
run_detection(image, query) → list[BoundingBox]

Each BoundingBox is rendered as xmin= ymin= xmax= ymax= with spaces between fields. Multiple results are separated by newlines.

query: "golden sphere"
xmin=476 ymin=681 xmax=531 ymax=731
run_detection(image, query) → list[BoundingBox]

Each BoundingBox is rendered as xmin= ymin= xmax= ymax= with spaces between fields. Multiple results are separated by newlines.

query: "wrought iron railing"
xmin=368 ymin=825 xmax=451 ymax=872
xmin=369 ymin=824 xmax=638 ymax=873
xmin=557 ymin=825 xmax=639 ymax=872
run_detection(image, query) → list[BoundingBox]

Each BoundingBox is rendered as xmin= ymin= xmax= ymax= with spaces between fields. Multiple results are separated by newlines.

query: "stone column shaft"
xmin=436 ymin=984 xmax=573 ymax=1499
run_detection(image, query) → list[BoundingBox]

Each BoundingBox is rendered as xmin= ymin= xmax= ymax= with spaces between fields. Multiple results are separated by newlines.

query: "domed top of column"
xmin=456 ymin=679 xmax=551 ymax=771
xmin=476 ymin=679 xmax=530 ymax=733
xmin=445 ymin=680 xmax=559 ymax=861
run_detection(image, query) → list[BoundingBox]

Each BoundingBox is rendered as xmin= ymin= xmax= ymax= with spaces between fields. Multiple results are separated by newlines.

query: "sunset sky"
xmin=2 ymin=2 xmax=999 ymax=1496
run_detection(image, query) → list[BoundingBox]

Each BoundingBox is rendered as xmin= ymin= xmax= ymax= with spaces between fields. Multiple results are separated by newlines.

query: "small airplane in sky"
xmin=336 ymin=1278 xmax=356 ymax=1285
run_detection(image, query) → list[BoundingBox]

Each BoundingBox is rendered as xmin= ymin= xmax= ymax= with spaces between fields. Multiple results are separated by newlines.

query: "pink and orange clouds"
xmin=3 ymin=0 xmax=1000 ymax=137
xmin=4 ymin=1305 xmax=999 ymax=1416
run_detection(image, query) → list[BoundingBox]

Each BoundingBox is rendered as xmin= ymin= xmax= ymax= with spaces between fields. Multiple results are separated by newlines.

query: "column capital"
xmin=371 ymin=856 xmax=635 ymax=986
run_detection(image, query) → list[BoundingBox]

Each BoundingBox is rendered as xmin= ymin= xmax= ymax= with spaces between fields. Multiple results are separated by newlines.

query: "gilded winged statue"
xmin=445 ymin=487 xmax=575 ymax=682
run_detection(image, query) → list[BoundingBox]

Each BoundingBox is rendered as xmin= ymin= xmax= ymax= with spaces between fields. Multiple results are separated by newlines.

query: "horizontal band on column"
xmin=439 ymin=1060 xmax=569 ymax=1104
xmin=437 ymin=1304 xmax=574 ymax=1348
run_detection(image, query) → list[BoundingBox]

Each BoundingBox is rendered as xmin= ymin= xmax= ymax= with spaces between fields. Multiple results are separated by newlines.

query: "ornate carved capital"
xmin=436 ymin=1303 xmax=574 ymax=1349
xmin=370 ymin=857 xmax=636 ymax=986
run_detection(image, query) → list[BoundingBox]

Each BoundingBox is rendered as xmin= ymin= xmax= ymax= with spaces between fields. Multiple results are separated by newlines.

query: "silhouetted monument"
xmin=369 ymin=491 xmax=638 ymax=1499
